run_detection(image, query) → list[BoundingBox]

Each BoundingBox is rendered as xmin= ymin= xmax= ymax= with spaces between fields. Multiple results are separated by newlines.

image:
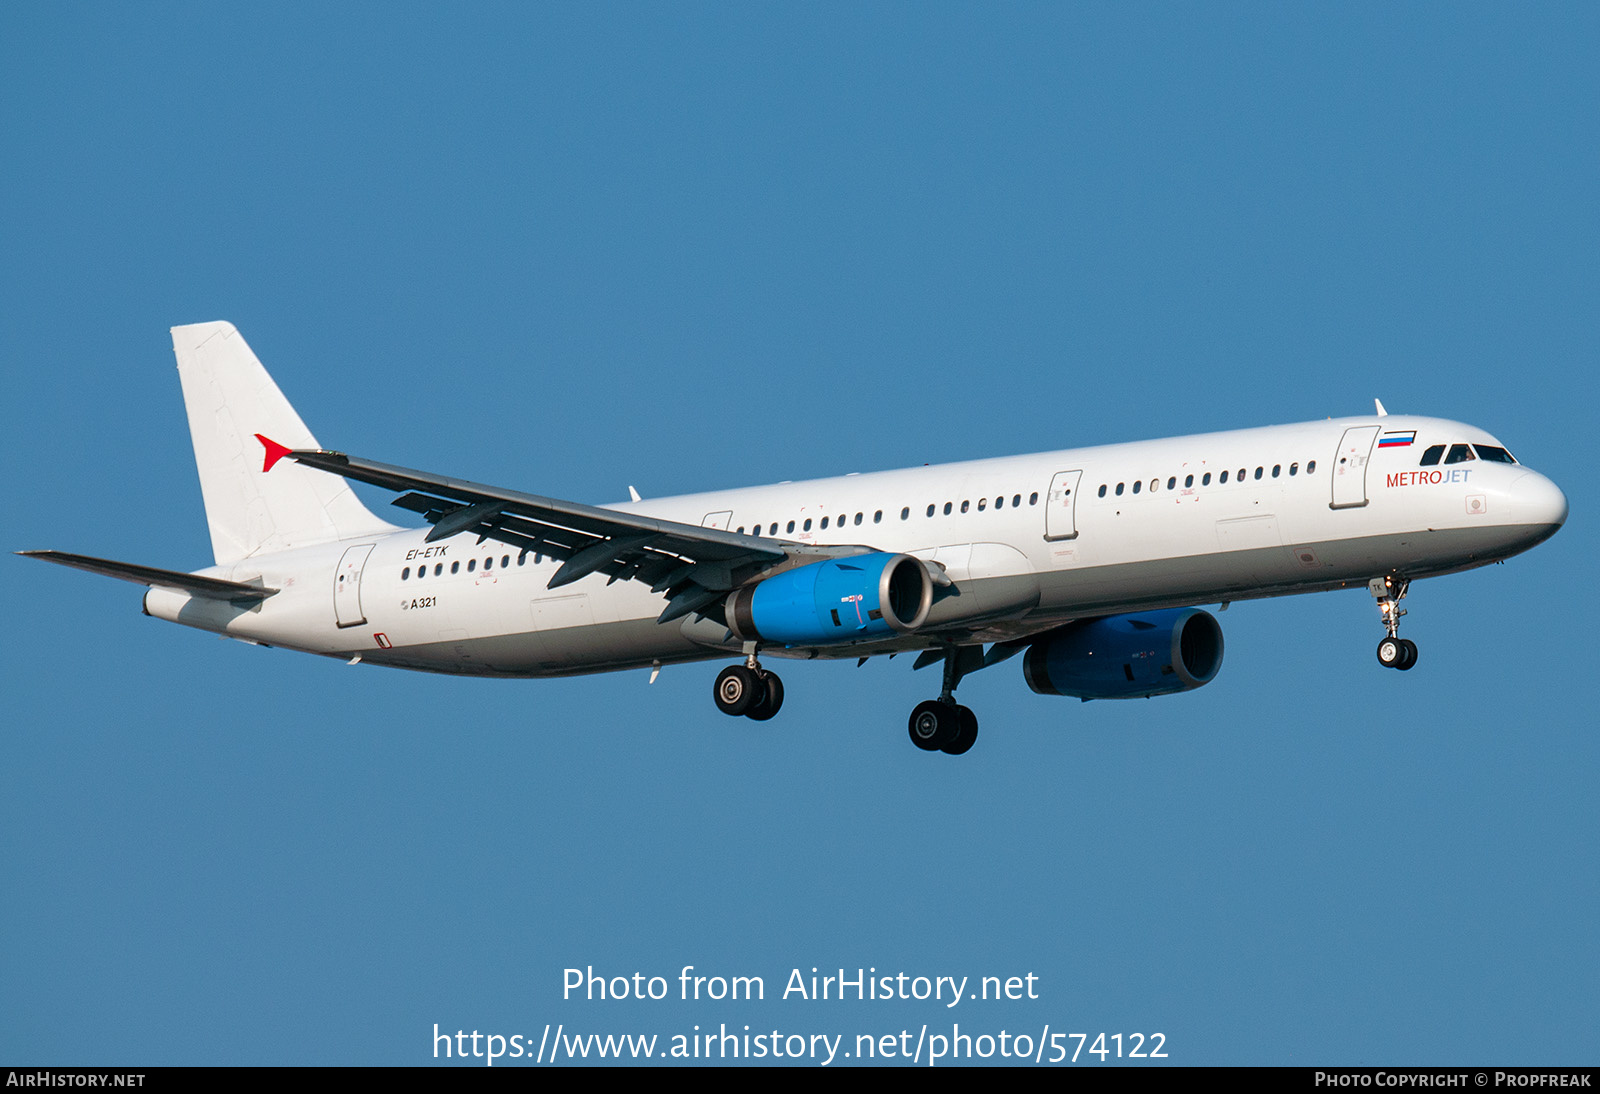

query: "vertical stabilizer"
xmin=171 ymin=321 xmax=399 ymax=565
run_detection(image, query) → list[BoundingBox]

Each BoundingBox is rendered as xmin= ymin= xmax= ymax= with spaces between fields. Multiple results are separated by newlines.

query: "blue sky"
xmin=3 ymin=3 xmax=1595 ymax=1066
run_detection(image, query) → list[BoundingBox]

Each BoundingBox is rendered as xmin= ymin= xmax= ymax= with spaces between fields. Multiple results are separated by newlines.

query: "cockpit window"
xmin=1444 ymin=444 xmax=1476 ymax=465
xmin=1419 ymin=444 xmax=1445 ymax=467
xmin=1472 ymin=444 xmax=1517 ymax=464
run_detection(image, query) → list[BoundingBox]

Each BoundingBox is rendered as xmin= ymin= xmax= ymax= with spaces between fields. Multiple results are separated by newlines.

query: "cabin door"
xmin=1044 ymin=470 xmax=1083 ymax=541
xmin=1330 ymin=426 xmax=1381 ymax=509
xmin=334 ymin=544 xmax=376 ymax=628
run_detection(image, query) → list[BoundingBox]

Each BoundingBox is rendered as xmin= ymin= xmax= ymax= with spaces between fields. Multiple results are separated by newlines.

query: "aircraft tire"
xmin=745 ymin=672 xmax=785 ymax=721
xmin=1376 ymin=637 xmax=1404 ymax=669
xmin=941 ymin=705 xmax=978 ymax=755
xmin=1396 ymin=639 xmax=1418 ymax=671
xmin=714 ymin=665 xmax=760 ymax=716
xmin=908 ymin=700 xmax=956 ymax=751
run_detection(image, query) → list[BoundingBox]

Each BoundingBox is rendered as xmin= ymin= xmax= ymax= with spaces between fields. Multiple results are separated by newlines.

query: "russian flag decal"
xmin=1378 ymin=431 xmax=1416 ymax=448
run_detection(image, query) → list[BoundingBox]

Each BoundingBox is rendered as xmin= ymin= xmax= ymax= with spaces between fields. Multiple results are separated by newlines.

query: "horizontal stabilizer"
xmin=18 ymin=550 xmax=277 ymax=601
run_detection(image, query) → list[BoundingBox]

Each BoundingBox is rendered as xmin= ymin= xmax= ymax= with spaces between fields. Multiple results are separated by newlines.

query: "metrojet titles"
xmin=784 ymin=968 xmax=1038 ymax=1008
xmin=1387 ymin=468 xmax=1475 ymax=488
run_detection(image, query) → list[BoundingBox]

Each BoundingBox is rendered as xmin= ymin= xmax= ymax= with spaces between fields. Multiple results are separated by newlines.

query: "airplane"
xmin=21 ymin=322 xmax=1568 ymax=755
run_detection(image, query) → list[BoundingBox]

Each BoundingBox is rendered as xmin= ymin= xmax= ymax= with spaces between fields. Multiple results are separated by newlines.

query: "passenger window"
xmin=467 ymin=559 xmax=476 ymax=572
xmin=960 ymin=500 xmax=969 ymax=513
xmin=770 ymin=523 xmax=778 ymax=535
xmin=1203 ymin=473 xmax=1211 ymax=485
xmin=1184 ymin=474 xmax=1194 ymax=487
xmin=786 ymin=521 xmax=795 ymax=533
xmin=1013 ymin=494 xmax=1022 ymax=507
xmin=1150 ymin=478 xmax=1159 ymax=492
xmin=1167 ymin=477 xmax=1176 ymax=490
xmin=871 ymin=511 xmax=879 ymax=524
xmin=450 ymin=561 xmax=459 ymax=574
xmin=803 ymin=518 xmax=812 ymax=531
xmin=1254 ymin=467 xmax=1263 ymax=480
xmin=977 ymin=498 xmax=986 ymax=511
xmin=402 ymin=567 xmax=410 ymax=580
xmin=943 ymin=502 xmax=953 ymax=515
xmin=1220 ymin=471 xmax=1229 ymax=483
xmin=820 ymin=516 xmax=829 ymax=529
xmin=1132 ymin=480 xmax=1141 ymax=494
xmin=1473 ymin=445 xmax=1516 ymax=464
xmin=518 ymin=551 xmax=527 ymax=565
xmin=1307 ymin=461 xmax=1316 ymax=474
xmin=1272 ymin=465 xmax=1280 ymax=478
xmin=1115 ymin=483 xmax=1125 ymax=496
xmin=926 ymin=505 xmax=935 ymax=518
xmin=1098 ymin=484 xmax=1107 ymax=498
xmin=1029 ymin=492 xmax=1038 ymax=505
xmin=858 ymin=512 xmax=866 ymax=525
xmin=484 ymin=557 xmax=492 ymax=570
xmin=901 ymin=507 xmax=910 ymax=520
xmin=434 ymin=564 xmax=443 ymax=576
xmin=995 ymin=496 xmax=1005 ymax=509
xmin=1289 ymin=463 xmax=1298 ymax=476
xmin=1238 ymin=468 xmax=1246 ymax=481
xmin=502 ymin=555 xmax=510 ymax=568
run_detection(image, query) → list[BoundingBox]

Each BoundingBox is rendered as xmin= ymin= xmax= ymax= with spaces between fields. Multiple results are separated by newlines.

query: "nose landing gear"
xmin=1370 ymin=576 xmax=1418 ymax=671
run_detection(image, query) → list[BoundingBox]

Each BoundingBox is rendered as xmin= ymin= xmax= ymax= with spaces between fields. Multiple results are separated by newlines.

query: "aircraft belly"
xmin=354 ymin=617 xmax=708 ymax=677
xmin=1033 ymin=523 xmax=1546 ymax=618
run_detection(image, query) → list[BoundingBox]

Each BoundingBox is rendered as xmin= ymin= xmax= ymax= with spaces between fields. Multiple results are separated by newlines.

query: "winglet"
xmin=255 ymin=434 xmax=293 ymax=472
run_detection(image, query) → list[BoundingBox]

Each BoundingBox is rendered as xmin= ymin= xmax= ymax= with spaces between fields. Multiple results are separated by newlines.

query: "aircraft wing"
xmin=284 ymin=447 xmax=873 ymax=623
xmin=18 ymin=550 xmax=277 ymax=601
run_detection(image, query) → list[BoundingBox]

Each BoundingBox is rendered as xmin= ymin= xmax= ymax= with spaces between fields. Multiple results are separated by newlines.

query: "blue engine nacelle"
xmin=725 ymin=553 xmax=934 ymax=647
xmin=1022 ymin=608 xmax=1223 ymax=700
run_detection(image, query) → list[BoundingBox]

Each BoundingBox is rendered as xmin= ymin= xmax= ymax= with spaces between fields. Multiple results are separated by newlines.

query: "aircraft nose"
xmin=1510 ymin=472 xmax=1568 ymax=531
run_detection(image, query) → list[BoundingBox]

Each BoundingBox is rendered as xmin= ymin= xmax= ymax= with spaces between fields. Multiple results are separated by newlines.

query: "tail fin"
xmin=171 ymin=321 xmax=398 ymax=565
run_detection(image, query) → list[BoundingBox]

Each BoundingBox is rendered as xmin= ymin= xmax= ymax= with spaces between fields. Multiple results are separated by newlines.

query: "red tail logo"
xmin=255 ymin=434 xmax=292 ymax=472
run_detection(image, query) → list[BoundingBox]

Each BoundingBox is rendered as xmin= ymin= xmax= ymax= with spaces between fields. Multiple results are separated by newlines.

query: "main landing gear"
xmin=907 ymin=647 xmax=979 ymax=755
xmin=713 ymin=643 xmax=785 ymax=721
xmin=1370 ymin=575 xmax=1418 ymax=671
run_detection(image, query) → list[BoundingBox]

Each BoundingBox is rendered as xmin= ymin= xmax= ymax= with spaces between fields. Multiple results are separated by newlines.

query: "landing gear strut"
xmin=908 ymin=646 xmax=980 ymax=755
xmin=1370 ymin=575 xmax=1418 ymax=671
xmin=714 ymin=643 xmax=785 ymax=720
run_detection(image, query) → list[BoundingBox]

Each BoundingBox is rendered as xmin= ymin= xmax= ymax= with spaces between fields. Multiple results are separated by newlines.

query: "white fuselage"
xmin=143 ymin=414 xmax=1567 ymax=677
